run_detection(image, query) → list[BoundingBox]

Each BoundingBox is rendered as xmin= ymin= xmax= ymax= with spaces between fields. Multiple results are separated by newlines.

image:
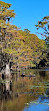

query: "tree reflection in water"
xmin=0 ymin=79 xmax=12 ymax=100
xmin=39 ymin=71 xmax=46 ymax=77
xmin=0 ymin=69 xmax=49 ymax=111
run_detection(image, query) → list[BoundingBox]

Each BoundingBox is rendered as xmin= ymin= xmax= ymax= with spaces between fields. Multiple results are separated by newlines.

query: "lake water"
xmin=0 ymin=68 xmax=49 ymax=111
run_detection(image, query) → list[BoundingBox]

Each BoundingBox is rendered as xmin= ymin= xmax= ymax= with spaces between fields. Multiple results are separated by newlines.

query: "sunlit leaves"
xmin=35 ymin=16 xmax=49 ymax=47
xmin=0 ymin=1 xmax=47 ymax=68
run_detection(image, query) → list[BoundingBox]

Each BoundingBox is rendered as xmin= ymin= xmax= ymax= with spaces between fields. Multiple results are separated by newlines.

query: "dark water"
xmin=0 ymin=68 xmax=49 ymax=111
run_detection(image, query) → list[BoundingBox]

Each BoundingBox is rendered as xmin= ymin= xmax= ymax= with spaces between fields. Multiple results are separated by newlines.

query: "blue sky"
xmin=1 ymin=0 xmax=49 ymax=39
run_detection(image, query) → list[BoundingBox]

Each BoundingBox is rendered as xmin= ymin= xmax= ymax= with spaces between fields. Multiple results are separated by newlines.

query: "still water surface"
xmin=0 ymin=68 xmax=49 ymax=111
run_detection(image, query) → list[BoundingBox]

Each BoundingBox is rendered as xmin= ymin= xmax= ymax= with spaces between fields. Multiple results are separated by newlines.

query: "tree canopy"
xmin=35 ymin=16 xmax=49 ymax=46
xmin=0 ymin=1 xmax=47 ymax=69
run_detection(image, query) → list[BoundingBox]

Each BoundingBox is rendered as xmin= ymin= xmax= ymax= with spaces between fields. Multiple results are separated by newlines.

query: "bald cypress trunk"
xmin=5 ymin=64 xmax=10 ymax=77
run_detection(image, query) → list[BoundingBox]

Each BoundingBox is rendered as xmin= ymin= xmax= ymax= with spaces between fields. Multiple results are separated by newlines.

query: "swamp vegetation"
xmin=0 ymin=1 xmax=49 ymax=111
xmin=0 ymin=1 xmax=49 ymax=72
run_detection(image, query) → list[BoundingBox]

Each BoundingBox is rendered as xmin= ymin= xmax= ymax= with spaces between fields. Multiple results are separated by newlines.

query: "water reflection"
xmin=0 ymin=68 xmax=49 ymax=111
xmin=0 ymin=79 xmax=12 ymax=100
xmin=24 ymin=95 xmax=49 ymax=111
xmin=24 ymin=102 xmax=49 ymax=111
xmin=39 ymin=71 xmax=46 ymax=77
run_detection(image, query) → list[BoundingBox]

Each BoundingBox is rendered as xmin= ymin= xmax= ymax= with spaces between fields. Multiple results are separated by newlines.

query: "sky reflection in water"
xmin=24 ymin=96 xmax=49 ymax=111
xmin=24 ymin=104 xmax=49 ymax=111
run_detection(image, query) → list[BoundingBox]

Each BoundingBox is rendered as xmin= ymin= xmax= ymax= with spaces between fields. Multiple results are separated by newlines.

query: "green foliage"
xmin=35 ymin=16 xmax=49 ymax=47
xmin=0 ymin=1 xmax=47 ymax=68
xmin=24 ymin=29 xmax=30 ymax=34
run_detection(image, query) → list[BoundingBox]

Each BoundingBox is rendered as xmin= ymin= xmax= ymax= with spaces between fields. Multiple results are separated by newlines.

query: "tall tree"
xmin=35 ymin=16 xmax=49 ymax=47
xmin=0 ymin=1 xmax=16 ymax=53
